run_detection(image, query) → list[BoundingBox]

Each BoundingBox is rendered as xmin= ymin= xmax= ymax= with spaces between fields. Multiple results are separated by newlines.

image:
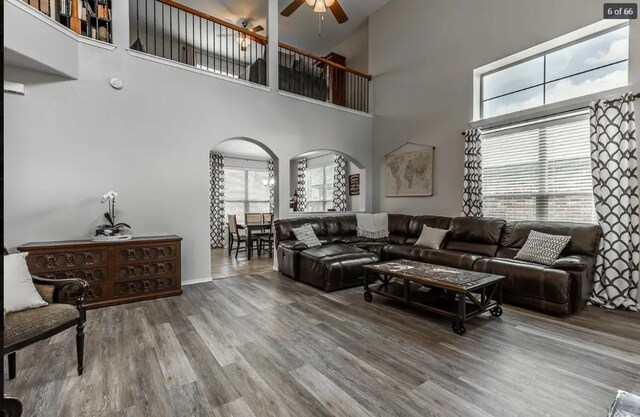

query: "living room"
xmin=3 ymin=0 xmax=639 ymax=416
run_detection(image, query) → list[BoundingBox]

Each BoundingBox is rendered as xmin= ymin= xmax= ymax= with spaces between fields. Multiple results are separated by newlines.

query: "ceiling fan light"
xmin=305 ymin=0 xmax=315 ymax=6
xmin=324 ymin=0 xmax=335 ymax=6
xmin=314 ymin=0 xmax=326 ymax=13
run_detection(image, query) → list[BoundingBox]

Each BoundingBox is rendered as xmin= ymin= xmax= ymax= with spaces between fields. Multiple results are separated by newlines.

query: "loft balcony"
xmin=7 ymin=0 xmax=372 ymax=114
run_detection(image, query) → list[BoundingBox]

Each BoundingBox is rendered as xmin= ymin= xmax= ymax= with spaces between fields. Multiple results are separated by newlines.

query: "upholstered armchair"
xmin=3 ymin=250 xmax=88 ymax=380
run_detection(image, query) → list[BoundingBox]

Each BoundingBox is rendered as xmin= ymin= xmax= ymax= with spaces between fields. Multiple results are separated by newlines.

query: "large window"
xmin=224 ymin=168 xmax=270 ymax=222
xmin=482 ymin=113 xmax=596 ymax=223
xmin=481 ymin=24 xmax=629 ymax=118
xmin=306 ymin=164 xmax=334 ymax=212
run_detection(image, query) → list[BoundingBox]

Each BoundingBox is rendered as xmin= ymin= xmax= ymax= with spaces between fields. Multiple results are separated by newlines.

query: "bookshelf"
xmin=58 ymin=0 xmax=112 ymax=43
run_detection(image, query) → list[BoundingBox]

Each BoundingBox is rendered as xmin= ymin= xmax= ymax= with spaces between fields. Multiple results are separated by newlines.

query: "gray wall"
xmin=369 ymin=0 xmax=640 ymax=216
xmin=3 ymin=0 xmax=373 ymax=284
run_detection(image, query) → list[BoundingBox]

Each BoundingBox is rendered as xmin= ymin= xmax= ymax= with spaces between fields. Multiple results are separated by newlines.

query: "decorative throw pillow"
xmin=3 ymin=252 xmax=48 ymax=313
xmin=292 ymin=224 xmax=322 ymax=248
xmin=414 ymin=225 xmax=449 ymax=249
xmin=514 ymin=230 xmax=571 ymax=266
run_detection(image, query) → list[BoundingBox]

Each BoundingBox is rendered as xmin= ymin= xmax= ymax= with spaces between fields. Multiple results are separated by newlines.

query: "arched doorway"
xmin=209 ymin=138 xmax=279 ymax=274
xmin=289 ymin=149 xmax=365 ymax=214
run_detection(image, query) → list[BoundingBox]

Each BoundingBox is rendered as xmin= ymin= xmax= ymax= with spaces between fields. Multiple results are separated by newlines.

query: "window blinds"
xmin=482 ymin=112 xmax=597 ymax=223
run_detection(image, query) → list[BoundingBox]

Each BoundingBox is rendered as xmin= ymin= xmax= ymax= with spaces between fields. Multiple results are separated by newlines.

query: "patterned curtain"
xmin=333 ymin=154 xmax=348 ymax=211
xmin=589 ymin=93 xmax=639 ymax=311
xmin=296 ymin=158 xmax=307 ymax=212
xmin=268 ymin=159 xmax=275 ymax=214
xmin=209 ymin=153 xmax=225 ymax=248
xmin=462 ymin=128 xmax=484 ymax=217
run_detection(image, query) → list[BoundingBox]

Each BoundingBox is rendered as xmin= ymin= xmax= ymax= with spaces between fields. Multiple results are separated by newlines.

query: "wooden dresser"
xmin=18 ymin=235 xmax=182 ymax=309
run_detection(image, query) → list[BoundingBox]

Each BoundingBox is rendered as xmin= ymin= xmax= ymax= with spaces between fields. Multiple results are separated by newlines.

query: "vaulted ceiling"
xmin=155 ymin=0 xmax=390 ymax=55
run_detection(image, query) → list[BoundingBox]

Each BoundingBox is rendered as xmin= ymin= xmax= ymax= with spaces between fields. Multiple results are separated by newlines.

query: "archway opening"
xmin=209 ymin=138 xmax=279 ymax=277
xmin=289 ymin=149 xmax=365 ymax=214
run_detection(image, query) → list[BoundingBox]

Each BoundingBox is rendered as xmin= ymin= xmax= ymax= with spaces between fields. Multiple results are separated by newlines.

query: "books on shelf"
xmin=97 ymin=3 xmax=110 ymax=20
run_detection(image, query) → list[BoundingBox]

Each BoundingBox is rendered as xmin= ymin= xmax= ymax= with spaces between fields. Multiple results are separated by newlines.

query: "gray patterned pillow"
xmin=514 ymin=230 xmax=571 ymax=266
xmin=292 ymin=225 xmax=322 ymax=248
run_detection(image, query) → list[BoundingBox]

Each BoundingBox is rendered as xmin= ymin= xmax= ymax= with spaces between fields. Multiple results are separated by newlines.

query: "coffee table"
xmin=363 ymin=259 xmax=505 ymax=335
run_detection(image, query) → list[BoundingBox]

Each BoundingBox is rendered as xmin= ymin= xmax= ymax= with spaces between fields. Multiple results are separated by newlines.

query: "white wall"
xmin=369 ymin=0 xmax=640 ymax=216
xmin=3 ymin=1 xmax=373 ymax=284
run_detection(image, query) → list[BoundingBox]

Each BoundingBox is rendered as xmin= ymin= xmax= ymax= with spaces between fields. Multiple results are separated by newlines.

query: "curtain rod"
xmin=223 ymin=156 xmax=272 ymax=163
xmin=461 ymin=92 xmax=640 ymax=135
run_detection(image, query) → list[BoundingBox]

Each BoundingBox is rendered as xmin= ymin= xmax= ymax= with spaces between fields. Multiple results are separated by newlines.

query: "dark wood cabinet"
xmin=18 ymin=236 xmax=182 ymax=309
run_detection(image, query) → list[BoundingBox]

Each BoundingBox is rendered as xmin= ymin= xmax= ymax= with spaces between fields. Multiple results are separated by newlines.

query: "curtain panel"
xmin=209 ymin=153 xmax=226 ymax=248
xmin=268 ymin=159 xmax=275 ymax=214
xmin=589 ymin=93 xmax=639 ymax=311
xmin=462 ymin=128 xmax=484 ymax=217
xmin=296 ymin=158 xmax=308 ymax=212
xmin=333 ymin=154 xmax=348 ymax=211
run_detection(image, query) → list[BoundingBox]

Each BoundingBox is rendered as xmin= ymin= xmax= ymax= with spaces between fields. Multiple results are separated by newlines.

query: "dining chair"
xmin=245 ymin=213 xmax=263 ymax=225
xmin=259 ymin=220 xmax=275 ymax=258
xmin=262 ymin=213 xmax=273 ymax=224
xmin=228 ymin=214 xmax=259 ymax=258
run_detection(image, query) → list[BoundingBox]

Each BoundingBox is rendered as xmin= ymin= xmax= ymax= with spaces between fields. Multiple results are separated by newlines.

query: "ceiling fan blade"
xmin=328 ymin=0 xmax=348 ymax=23
xmin=281 ymin=0 xmax=305 ymax=17
xmin=251 ymin=25 xmax=264 ymax=33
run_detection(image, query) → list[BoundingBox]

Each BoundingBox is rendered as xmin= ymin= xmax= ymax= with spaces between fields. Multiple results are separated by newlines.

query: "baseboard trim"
xmin=182 ymin=276 xmax=213 ymax=286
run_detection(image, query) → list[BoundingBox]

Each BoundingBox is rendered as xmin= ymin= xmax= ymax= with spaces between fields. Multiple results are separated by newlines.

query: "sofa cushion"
xmin=337 ymin=215 xmax=358 ymax=237
xmin=500 ymin=221 xmax=601 ymax=257
xmin=406 ymin=215 xmax=452 ymax=244
xmin=474 ymin=258 xmax=570 ymax=305
xmin=444 ymin=217 xmax=506 ymax=257
xmin=385 ymin=244 xmax=428 ymax=261
xmin=350 ymin=242 xmax=389 ymax=258
xmin=419 ymin=249 xmax=483 ymax=270
xmin=387 ymin=214 xmax=412 ymax=244
xmin=4 ymin=304 xmax=79 ymax=348
xmin=514 ymin=230 xmax=571 ymax=266
xmin=299 ymin=244 xmax=368 ymax=262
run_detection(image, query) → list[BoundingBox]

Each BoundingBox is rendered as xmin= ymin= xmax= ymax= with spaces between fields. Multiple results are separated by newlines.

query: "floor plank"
xmin=4 ymin=252 xmax=640 ymax=416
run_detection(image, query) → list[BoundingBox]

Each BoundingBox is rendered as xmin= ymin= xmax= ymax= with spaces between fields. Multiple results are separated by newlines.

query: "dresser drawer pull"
xmin=127 ymin=249 xmax=136 ymax=261
xmin=46 ymin=255 xmax=56 ymax=268
xmin=65 ymin=253 xmax=76 ymax=266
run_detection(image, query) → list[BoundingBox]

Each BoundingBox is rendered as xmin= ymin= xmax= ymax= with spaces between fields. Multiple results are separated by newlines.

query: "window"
xmin=306 ymin=164 xmax=334 ymax=212
xmin=224 ymin=168 xmax=270 ymax=222
xmin=482 ymin=112 xmax=596 ymax=223
xmin=481 ymin=24 xmax=629 ymax=118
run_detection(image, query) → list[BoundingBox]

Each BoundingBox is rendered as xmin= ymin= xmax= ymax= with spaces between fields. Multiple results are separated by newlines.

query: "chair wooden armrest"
xmin=31 ymin=276 xmax=88 ymax=308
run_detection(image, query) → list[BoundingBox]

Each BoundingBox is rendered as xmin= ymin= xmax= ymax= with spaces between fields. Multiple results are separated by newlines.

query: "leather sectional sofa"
xmin=275 ymin=214 xmax=602 ymax=316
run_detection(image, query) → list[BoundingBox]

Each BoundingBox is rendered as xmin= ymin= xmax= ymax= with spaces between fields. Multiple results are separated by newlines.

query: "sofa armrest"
xmin=551 ymin=255 xmax=594 ymax=272
xmin=277 ymin=240 xmax=308 ymax=251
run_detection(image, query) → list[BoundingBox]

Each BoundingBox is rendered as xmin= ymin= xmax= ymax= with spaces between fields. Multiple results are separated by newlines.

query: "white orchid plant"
xmin=96 ymin=190 xmax=131 ymax=236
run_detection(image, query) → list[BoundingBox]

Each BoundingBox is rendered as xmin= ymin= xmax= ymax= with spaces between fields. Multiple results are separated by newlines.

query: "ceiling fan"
xmin=218 ymin=19 xmax=264 ymax=51
xmin=281 ymin=0 xmax=349 ymax=24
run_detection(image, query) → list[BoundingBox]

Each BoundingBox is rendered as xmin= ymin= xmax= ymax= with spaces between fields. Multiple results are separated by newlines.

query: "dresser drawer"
xmin=114 ymin=244 xmax=178 ymax=263
xmin=112 ymin=276 xmax=178 ymax=299
xmin=27 ymin=250 xmax=108 ymax=272
xmin=115 ymin=261 xmax=176 ymax=281
xmin=38 ymin=268 xmax=109 ymax=304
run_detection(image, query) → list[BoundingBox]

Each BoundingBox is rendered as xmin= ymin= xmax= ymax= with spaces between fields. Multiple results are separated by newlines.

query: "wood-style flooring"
xmin=4 ymin=256 xmax=640 ymax=417
xmin=211 ymin=248 xmax=273 ymax=280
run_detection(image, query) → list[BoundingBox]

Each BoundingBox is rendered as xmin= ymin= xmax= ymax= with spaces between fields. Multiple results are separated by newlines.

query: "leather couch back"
xmin=388 ymin=214 xmax=413 ymax=244
xmin=405 ymin=215 xmax=452 ymax=244
xmin=444 ymin=217 xmax=506 ymax=257
xmin=497 ymin=221 xmax=602 ymax=258
xmin=275 ymin=217 xmax=327 ymax=243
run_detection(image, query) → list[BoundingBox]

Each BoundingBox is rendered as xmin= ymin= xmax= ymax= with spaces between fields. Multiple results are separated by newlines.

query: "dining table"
xmin=239 ymin=222 xmax=271 ymax=260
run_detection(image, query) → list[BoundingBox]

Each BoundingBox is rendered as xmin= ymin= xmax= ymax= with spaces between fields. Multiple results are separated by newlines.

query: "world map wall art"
xmin=384 ymin=145 xmax=434 ymax=197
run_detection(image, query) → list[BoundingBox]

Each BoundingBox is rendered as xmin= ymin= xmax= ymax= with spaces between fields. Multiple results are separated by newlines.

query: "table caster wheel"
xmin=364 ymin=291 xmax=372 ymax=302
xmin=452 ymin=322 xmax=466 ymax=335
xmin=490 ymin=306 xmax=503 ymax=317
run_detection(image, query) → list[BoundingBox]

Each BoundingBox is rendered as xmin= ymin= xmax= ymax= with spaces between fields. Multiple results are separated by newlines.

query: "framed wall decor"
xmin=349 ymin=174 xmax=360 ymax=196
xmin=385 ymin=143 xmax=434 ymax=197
